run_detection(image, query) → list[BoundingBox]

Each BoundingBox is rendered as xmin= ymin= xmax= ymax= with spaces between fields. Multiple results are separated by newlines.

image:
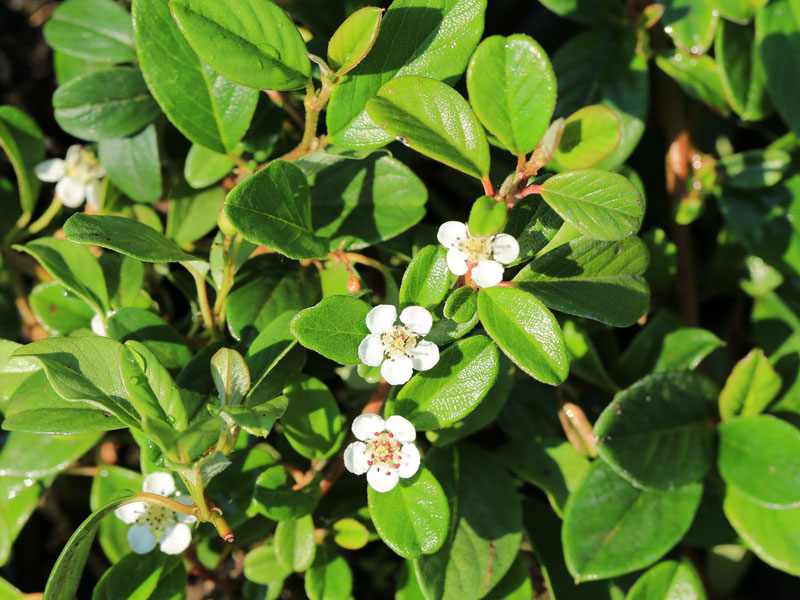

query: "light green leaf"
xmin=719 ymin=149 xmax=791 ymax=189
xmin=107 ymin=307 xmax=192 ymax=370
xmin=209 ymin=395 xmax=287 ymax=437
xmin=331 ymin=518 xmax=369 ymax=551
xmin=399 ymin=245 xmax=449 ymax=310
xmin=281 ymin=376 xmax=345 ymax=460
xmin=553 ymin=105 xmax=621 ymax=170
xmin=210 ymin=348 xmax=250 ymax=405
xmin=290 ymin=295 xmax=371 ymax=365
xmin=0 ymin=477 xmax=42 ymax=567
xmin=652 ymin=327 xmax=724 ymax=373
xmin=655 ymin=51 xmax=730 ymax=115
xmin=275 ymin=515 xmax=316 ymax=572
xmin=126 ymin=340 xmax=188 ymax=429
xmin=243 ymin=545 xmax=292 ymax=585
xmin=92 ymin=551 xmax=164 ymax=600
xmin=327 ymin=6 xmax=383 ymax=75
xmin=719 ymin=348 xmax=781 ymax=420
xmin=305 ymin=544 xmax=352 ymax=600
xmin=253 ymin=460 xmax=320 ymax=522
xmin=43 ymin=0 xmax=136 ymax=63
xmin=442 ymin=286 xmax=477 ymax=324
xmin=28 ymin=281 xmax=94 ymax=335
xmin=562 ymin=320 xmax=619 ymax=393
xmin=661 ymin=0 xmax=718 ymax=55
xmin=715 ymin=0 xmax=766 ymax=22
xmin=626 ymin=558 xmax=707 ymax=600
xmin=184 ymin=144 xmax=234 ymax=188
xmin=98 ymin=124 xmax=162 ymax=204
xmin=0 ymin=106 xmax=44 ymax=215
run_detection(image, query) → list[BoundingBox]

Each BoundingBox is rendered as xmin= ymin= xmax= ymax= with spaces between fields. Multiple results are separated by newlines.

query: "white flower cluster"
xmin=35 ymin=144 xmax=105 ymax=209
xmin=437 ymin=221 xmax=519 ymax=288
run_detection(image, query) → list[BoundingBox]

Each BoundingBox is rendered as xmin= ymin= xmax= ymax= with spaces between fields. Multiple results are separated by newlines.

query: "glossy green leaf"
xmin=90 ymin=465 xmax=142 ymax=563
xmin=595 ymin=372 xmax=718 ymax=490
xmin=107 ymin=307 xmax=192 ymax=370
xmin=244 ymin=311 xmax=299 ymax=400
xmin=16 ymin=237 xmax=109 ymax=313
xmin=327 ymin=6 xmax=383 ymax=74
xmin=394 ymin=335 xmax=498 ymax=430
xmin=553 ymin=105 xmax=621 ymax=170
xmin=326 ymin=0 xmax=485 ymax=148
xmin=43 ymin=0 xmax=136 ymax=63
xmin=719 ymin=149 xmax=790 ymax=189
xmin=443 ymin=286 xmax=477 ymax=324
xmin=366 ymin=76 xmax=490 ymax=179
xmin=757 ymin=0 xmax=800 ymax=136
xmin=243 ymin=545 xmax=292 ymax=584
xmin=28 ymin=281 xmax=94 ymax=335
xmin=661 ymin=0 xmax=718 ymax=54
xmin=626 ymin=558 xmax=707 ymax=600
xmin=398 ymin=245 xmax=449 ymax=310
xmin=719 ymin=348 xmax=781 ymax=420
xmin=466 ymin=34 xmax=556 ymax=155
xmin=168 ymin=0 xmax=311 ymax=90
xmin=209 ymin=395 xmax=287 ymax=438
xmin=64 ymin=214 xmax=200 ymax=263
xmin=539 ymin=170 xmax=644 ymax=241
xmin=275 ymin=515 xmax=316 ymax=572
xmin=514 ymin=237 xmax=649 ymax=327
xmin=290 ymin=295 xmax=371 ymax=365
xmin=53 ymin=67 xmax=160 ymax=141
xmin=477 ymin=286 xmax=568 ymax=385
xmin=281 ymin=376 xmax=345 ymax=459
xmin=98 ymin=124 xmax=161 ymax=204
xmin=504 ymin=196 xmax=563 ymax=264
xmin=0 ymin=477 xmax=42 ymax=567
xmin=716 ymin=20 xmax=771 ymax=121
xmin=0 ymin=106 xmax=44 ymax=215
xmin=331 ymin=518 xmax=369 ymax=550
xmin=718 ymin=415 xmax=800 ymax=508
xmin=225 ymin=160 xmax=329 ymax=259
xmin=562 ymin=459 xmax=703 ymax=582
xmin=53 ymin=51 xmax=108 ymax=85
xmin=184 ymin=144 xmax=234 ymax=188
xmin=92 ymin=551 xmax=165 ymax=600
xmin=715 ymin=0 xmax=766 ymax=22
xmin=253 ymin=460 xmax=320 ymax=522
xmin=655 ymin=51 xmax=730 ymax=115
xmin=210 ymin=348 xmax=250 ymax=405
xmin=305 ymin=544 xmax=352 ymax=600
xmin=652 ymin=327 xmax=724 ymax=373
xmin=133 ymin=0 xmax=258 ymax=153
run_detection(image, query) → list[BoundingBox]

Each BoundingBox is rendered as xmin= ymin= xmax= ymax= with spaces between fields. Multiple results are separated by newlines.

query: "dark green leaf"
xmin=107 ymin=307 xmax=191 ymax=370
xmin=719 ymin=149 xmax=790 ymax=189
xmin=243 ymin=544 xmax=292 ymax=584
xmin=164 ymin=177 xmax=226 ymax=246
xmin=253 ymin=460 xmax=320 ymax=521
xmin=719 ymin=348 xmax=781 ymax=420
xmin=290 ymin=295 xmax=371 ymax=365
xmin=0 ymin=106 xmax=44 ymax=215
xmin=716 ymin=20 xmax=772 ymax=121
xmin=538 ymin=0 xmax=627 ymax=27
xmin=652 ymin=327 xmax=724 ymax=373
xmin=562 ymin=319 xmax=619 ymax=392
xmin=661 ymin=0 xmax=718 ymax=54
xmin=655 ymin=51 xmax=730 ymax=115
xmin=0 ymin=477 xmax=42 ymax=567
xmin=281 ymin=376 xmax=345 ymax=459
xmin=92 ymin=551 xmax=164 ymax=600
xmin=757 ymin=0 xmax=800 ymax=136
xmin=43 ymin=0 xmax=136 ymax=63
xmin=98 ymin=125 xmax=162 ymax=204
xmin=503 ymin=196 xmax=563 ymax=264
xmin=399 ymin=245 xmax=449 ymax=310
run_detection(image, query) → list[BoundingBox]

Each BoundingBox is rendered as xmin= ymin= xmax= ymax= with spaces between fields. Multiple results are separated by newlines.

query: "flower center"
xmin=459 ymin=235 xmax=494 ymax=263
xmin=381 ymin=325 xmax=417 ymax=359
xmin=366 ymin=431 xmax=403 ymax=471
xmin=136 ymin=504 xmax=175 ymax=532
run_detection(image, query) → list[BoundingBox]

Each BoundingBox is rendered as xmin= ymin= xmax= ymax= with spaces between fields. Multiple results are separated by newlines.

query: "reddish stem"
xmin=481 ymin=176 xmax=494 ymax=196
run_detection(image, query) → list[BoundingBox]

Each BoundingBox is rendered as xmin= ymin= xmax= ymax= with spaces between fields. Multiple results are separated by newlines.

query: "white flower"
xmin=358 ymin=305 xmax=439 ymax=385
xmin=91 ymin=312 xmax=107 ymax=337
xmin=114 ymin=472 xmax=196 ymax=555
xmin=35 ymin=144 xmax=105 ymax=209
xmin=343 ymin=414 xmax=421 ymax=492
xmin=437 ymin=221 xmax=520 ymax=288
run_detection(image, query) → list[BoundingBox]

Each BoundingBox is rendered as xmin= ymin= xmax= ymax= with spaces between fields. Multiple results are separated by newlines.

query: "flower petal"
xmin=55 ymin=177 xmax=86 ymax=208
xmin=85 ymin=179 xmax=103 ymax=211
xmin=91 ymin=312 xmax=107 ymax=337
xmin=358 ymin=333 xmax=385 ymax=367
xmin=492 ymin=234 xmax=520 ymax=264
xmin=366 ymin=465 xmax=400 ymax=493
xmin=381 ymin=356 xmax=413 ymax=386
xmin=446 ymin=247 xmax=470 ymax=276
xmin=410 ymin=340 xmax=439 ymax=372
xmin=385 ymin=415 xmax=416 ymax=443
xmin=343 ymin=441 xmax=370 ymax=475
xmin=65 ymin=145 xmax=83 ymax=166
xmin=399 ymin=306 xmax=432 ymax=336
xmin=365 ymin=304 xmax=397 ymax=334
xmin=174 ymin=495 xmax=197 ymax=524
xmin=398 ymin=443 xmax=421 ymax=478
xmin=142 ymin=472 xmax=176 ymax=497
xmin=127 ymin=524 xmax=158 ymax=554
xmin=34 ymin=158 xmax=66 ymax=183
xmin=351 ymin=413 xmax=385 ymax=441
xmin=114 ymin=501 xmax=146 ymax=524
xmin=159 ymin=522 xmax=192 ymax=555
xmin=437 ymin=221 xmax=468 ymax=249
xmin=472 ymin=260 xmax=505 ymax=288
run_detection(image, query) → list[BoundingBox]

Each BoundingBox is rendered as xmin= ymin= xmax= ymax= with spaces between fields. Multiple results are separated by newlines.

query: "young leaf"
xmin=539 ymin=170 xmax=645 ymax=241
xmin=466 ymin=34 xmax=556 ymax=155
xmin=290 ymin=296 xmax=371 ymax=365
xmin=53 ymin=67 xmax=161 ymax=141
xmin=281 ymin=376 xmax=345 ymax=460
xmin=477 ymin=286 xmax=569 ymax=385
xmin=274 ymin=515 xmax=316 ymax=572
xmin=133 ymin=0 xmax=258 ymax=153
xmin=514 ymin=237 xmax=650 ymax=327
xmin=719 ymin=348 xmax=781 ymax=420
xmin=327 ymin=6 xmax=383 ymax=75
xmin=225 ymin=160 xmax=329 ymax=259
xmin=626 ymin=558 xmax=707 ymax=600
xmin=562 ymin=459 xmax=703 ymax=582
xmin=210 ymin=348 xmax=250 ymax=406
xmin=368 ymin=466 xmax=449 ymax=559
xmin=0 ymin=106 xmax=45 ymax=216
xmin=757 ymin=0 xmax=800 ymax=136
xmin=553 ymin=105 xmax=621 ymax=170
xmin=718 ymin=415 xmax=800 ymax=508
xmin=398 ymin=245 xmax=450 ymax=310
xmin=331 ymin=519 xmax=369 ymax=550
xmin=168 ymin=0 xmax=311 ymax=90
xmin=716 ymin=20 xmax=772 ymax=121
xmin=184 ymin=144 xmax=234 ymax=188
xmin=98 ymin=124 xmax=162 ymax=204
xmin=594 ymin=372 xmax=718 ymax=491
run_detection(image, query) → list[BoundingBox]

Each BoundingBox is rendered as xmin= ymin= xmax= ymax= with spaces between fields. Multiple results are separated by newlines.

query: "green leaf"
xmin=43 ymin=0 xmax=136 ymax=63
xmin=168 ymin=0 xmax=311 ymax=90
xmin=0 ymin=106 xmax=45 ymax=215
xmin=53 ymin=50 xmax=108 ymax=85
xmin=483 ymin=555 xmax=533 ymax=600
xmin=165 ymin=177 xmax=226 ymax=246
xmin=243 ymin=544 xmax=292 ymax=584
xmin=16 ymin=237 xmax=109 ymax=313
xmin=719 ymin=348 xmax=781 ymax=420
xmin=42 ymin=491 xmax=136 ymax=600
xmin=133 ymin=0 xmax=258 ymax=153
xmin=28 ymin=281 xmax=95 ymax=335
xmin=90 ymin=466 xmax=142 ymax=563
xmin=626 ymin=558 xmax=707 ymax=600
xmin=594 ymin=372 xmax=718 ymax=490
xmin=722 ymin=484 xmax=800 ymax=576
xmin=0 ymin=477 xmax=42 ymax=567
xmin=290 ymin=295 xmax=371 ymax=365
xmin=331 ymin=518 xmax=369 ymax=550
xmin=477 ymin=286 xmax=568 ymax=385
xmin=53 ymin=67 xmax=160 ymax=141
xmin=366 ymin=76 xmax=489 ymax=179
xmin=209 ymin=395 xmax=287 ymax=437
xmin=245 ymin=311 xmax=299 ymax=400
xmin=399 ymin=245 xmax=449 ymax=311
xmin=719 ymin=149 xmax=791 ymax=189
xmin=718 ymin=415 xmax=800 ymax=508
xmin=326 ymin=0 xmax=485 ymax=149
xmin=562 ymin=459 xmax=703 ymax=582
xmin=281 ymin=376 xmax=345 ymax=460
xmin=715 ymin=20 xmax=772 ymax=121
xmin=92 ymin=551 xmax=165 ymax=600
xmin=184 ymin=144 xmax=234 ymax=188
xmin=327 ymin=6 xmax=383 ymax=75
xmin=415 ymin=444 xmax=522 ymax=600
xmin=466 ymin=34 xmax=556 ymax=155
xmin=64 ymin=214 xmax=200 ymax=263
xmin=107 ymin=307 xmax=192 ymax=370
xmin=514 ymin=237 xmax=650 ymax=327
xmin=757 ymin=0 xmax=800 ymax=136
xmin=562 ymin=320 xmax=619 ymax=392
xmin=98 ymin=125 xmax=161 ymax=204
xmin=661 ymin=0 xmax=718 ymax=54
xmin=612 ymin=310 xmax=682 ymax=385
xmin=553 ymin=105 xmax=621 ymax=170
xmin=652 ymin=327 xmax=724 ymax=373
xmin=540 ymin=170 xmax=644 ymax=241
xmin=305 ymin=544 xmax=353 ymax=600
xmin=210 ymin=348 xmax=250 ymax=405
xmin=538 ymin=0 xmax=627 ymax=27
xmin=225 ymin=160 xmax=329 ymax=259
xmin=394 ymin=335 xmax=498 ymax=430
xmin=126 ymin=340 xmax=188 ymax=429
xmin=655 ymin=51 xmax=730 ymax=115
xmin=715 ymin=0 xmax=766 ymax=22
xmin=368 ymin=466 xmax=449 ymax=558
xmin=253 ymin=459 xmax=320 ymax=521
xmin=274 ymin=515 xmax=316 ymax=572
xmin=443 ymin=286 xmax=477 ymax=324
xmin=504 ymin=196 xmax=563 ymax=264
xmin=552 ymin=28 xmax=648 ymax=169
